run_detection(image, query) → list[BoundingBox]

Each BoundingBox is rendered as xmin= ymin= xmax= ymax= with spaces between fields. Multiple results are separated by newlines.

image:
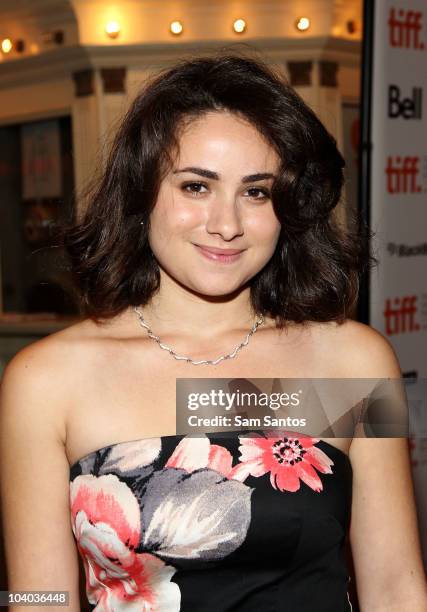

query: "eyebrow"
xmin=172 ymin=166 xmax=277 ymax=183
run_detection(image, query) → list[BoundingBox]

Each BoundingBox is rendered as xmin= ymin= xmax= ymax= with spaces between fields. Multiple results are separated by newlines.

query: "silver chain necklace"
xmin=133 ymin=305 xmax=265 ymax=366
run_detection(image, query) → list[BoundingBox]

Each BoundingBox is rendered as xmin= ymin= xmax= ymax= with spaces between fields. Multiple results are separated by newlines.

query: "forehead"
xmin=173 ymin=111 xmax=280 ymax=170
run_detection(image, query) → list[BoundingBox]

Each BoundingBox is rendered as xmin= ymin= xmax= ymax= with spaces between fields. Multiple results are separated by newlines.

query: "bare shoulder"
xmin=315 ymin=318 xmax=402 ymax=378
xmin=0 ymin=317 xmax=103 ymax=441
xmin=1 ymin=317 xmax=93 ymax=382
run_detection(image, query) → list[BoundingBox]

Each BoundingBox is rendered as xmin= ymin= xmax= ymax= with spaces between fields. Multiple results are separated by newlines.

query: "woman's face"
xmin=148 ymin=111 xmax=282 ymax=297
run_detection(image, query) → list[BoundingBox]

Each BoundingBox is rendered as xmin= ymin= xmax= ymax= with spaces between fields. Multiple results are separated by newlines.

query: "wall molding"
xmin=0 ymin=37 xmax=361 ymax=91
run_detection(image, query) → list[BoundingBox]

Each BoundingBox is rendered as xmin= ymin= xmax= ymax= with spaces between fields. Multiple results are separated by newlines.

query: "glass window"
xmin=0 ymin=115 xmax=78 ymax=316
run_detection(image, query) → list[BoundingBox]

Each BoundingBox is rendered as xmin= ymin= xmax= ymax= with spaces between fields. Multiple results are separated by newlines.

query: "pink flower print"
xmin=70 ymin=474 xmax=181 ymax=611
xmin=165 ymin=435 xmax=251 ymax=481
xmin=235 ymin=430 xmax=334 ymax=493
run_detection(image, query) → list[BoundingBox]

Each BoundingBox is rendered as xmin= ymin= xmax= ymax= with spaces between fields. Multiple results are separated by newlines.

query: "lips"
xmin=193 ymin=243 xmax=245 ymax=263
xmin=193 ymin=244 xmax=244 ymax=255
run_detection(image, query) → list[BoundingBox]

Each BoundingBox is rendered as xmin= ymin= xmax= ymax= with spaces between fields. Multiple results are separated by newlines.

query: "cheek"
xmin=151 ymin=201 xmax=203 ymax=236
xmin=174 ymin=206 xmax=203 ymax=229
xmin=247 ymin=213 xmax=281 ymax=245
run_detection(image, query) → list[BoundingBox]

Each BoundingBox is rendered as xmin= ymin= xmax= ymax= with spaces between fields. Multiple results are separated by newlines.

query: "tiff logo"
xmin=388 ymin=85 xmax=423 ymax=119
xmin=385 ymin=156 xmax=422 ymax=193
xmin=388 ymin=7 xmax=425 ymax=49
xmin=384 ymin=295 xmax=420 ymax=335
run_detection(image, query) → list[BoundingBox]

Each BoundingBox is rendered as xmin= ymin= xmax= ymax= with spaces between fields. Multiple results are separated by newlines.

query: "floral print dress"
xmin=69 ymin=429 xmax=354 ymax=611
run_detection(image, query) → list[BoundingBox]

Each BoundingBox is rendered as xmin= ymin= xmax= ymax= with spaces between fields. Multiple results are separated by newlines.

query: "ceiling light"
xmin=105 ymin=21 xmax=121 ymax=39
xmin=295 ymin=17 xmax=310 ymax=32
xmin=170 ymin=21 xmax=183 ymax=35
xmin=233 ymin=19 xmax=247 ymax=34
xmin=1 ymin=38 xmax=13 ymax=54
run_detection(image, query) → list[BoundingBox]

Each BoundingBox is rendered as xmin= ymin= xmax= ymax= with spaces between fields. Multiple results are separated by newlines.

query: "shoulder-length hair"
xmin=59 ymin=50 xmax=376 ymax=328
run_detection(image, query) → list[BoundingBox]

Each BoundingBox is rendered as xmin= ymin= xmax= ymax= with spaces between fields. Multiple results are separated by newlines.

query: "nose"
xmin=205 ymin=198 xmax=244 ymax=241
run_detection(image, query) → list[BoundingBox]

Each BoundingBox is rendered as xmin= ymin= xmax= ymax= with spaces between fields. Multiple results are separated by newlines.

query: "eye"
xmin=181 ymin=182 xmax=208 ymax=196
xmin=246 ymin=187 xmax=271 ymax=201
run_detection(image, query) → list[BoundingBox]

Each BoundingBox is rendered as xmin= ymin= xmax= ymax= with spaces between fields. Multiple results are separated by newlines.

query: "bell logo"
xmin=384 ymin=295 xmax=420 ymax=335
xmin=388 ymin=85 xmax=423 ymax=119
xmin=388 ymin=7 xmax=424 ymax=49
xmin=385 ymin=156 xmax=422 ymax=193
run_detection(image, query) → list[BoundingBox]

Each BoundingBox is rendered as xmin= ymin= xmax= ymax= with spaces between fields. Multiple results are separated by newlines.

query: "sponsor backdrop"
xmin=362 ymin=0 xmax=427 ymax=565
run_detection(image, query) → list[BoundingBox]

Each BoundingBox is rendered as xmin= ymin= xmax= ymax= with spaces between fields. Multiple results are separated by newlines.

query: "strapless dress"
xmin=69 ymin=429 xmax=354 ymax=611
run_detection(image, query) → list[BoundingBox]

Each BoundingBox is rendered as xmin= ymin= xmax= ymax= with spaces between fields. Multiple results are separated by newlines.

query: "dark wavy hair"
xmin=59 ymin=50 xmax=376 ymax=328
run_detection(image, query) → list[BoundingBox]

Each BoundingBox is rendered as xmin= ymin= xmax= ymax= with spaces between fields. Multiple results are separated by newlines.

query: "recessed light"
xmin=170 ymin=21 xmax=183 ymax=35
xmin=233 ymin=19 xmax=247 ymax=34
xmin=1 ymin=38 xmax=13 ymax=54
xmin=105 ymin=21 xmax=120 ymax=39
xmin=295 ymin=17 xmax=310 ymax=32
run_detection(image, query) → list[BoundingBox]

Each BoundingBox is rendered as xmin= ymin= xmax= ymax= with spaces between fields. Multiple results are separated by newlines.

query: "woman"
xmin=1 ymin=52 xmax=426 ymax=611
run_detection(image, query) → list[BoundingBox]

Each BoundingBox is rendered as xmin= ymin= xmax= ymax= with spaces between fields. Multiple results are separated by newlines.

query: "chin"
xmin=188 ymin=279 xmax=245 ymax=297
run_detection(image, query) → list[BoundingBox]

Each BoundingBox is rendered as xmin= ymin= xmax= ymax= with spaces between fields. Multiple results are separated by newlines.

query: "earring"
xmin=140 ymin=220 xmax=144 ymax=226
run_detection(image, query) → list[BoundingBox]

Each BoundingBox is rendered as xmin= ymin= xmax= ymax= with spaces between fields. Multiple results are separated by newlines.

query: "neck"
xmin=138 ymin=282 xmax=259 ymax=343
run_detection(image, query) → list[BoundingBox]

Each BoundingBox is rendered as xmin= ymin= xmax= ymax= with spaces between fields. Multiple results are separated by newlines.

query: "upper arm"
xmin=0 ymin=341 xmax=80 ymax=611
xmin=347 ymin=325 xmax=427 ymax=610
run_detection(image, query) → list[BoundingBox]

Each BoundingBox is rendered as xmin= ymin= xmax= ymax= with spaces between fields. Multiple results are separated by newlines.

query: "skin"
xmin=141 ymin=110 xmax=282 ymax=342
